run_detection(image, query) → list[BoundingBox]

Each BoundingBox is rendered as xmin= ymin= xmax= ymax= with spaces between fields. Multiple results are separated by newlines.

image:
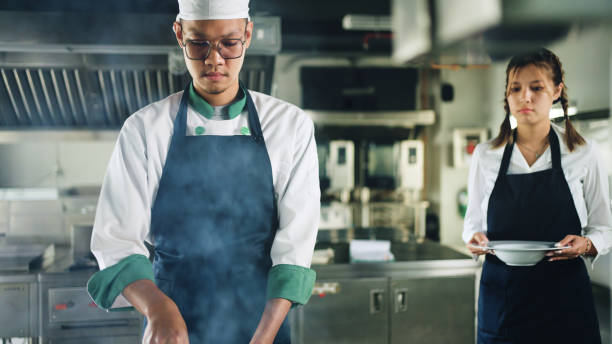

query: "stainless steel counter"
xmin=2 ymin=240 xmax=479 ymax=343
xmin=313 ymin=240 xmax=478 ymax=275
xmin=291 ymin=240 xmax=479 ymax=344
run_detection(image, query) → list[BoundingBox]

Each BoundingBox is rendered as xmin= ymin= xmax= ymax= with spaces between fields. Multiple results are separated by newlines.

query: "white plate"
xmin=469 ymin=240 xmax=570 ymax=251
xmin=469 ymin=240 xmax=571 ymax=266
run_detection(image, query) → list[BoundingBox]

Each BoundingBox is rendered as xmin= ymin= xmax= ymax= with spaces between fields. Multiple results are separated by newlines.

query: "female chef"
xmin=464 ymin=48 xmax=612 ymax=343
xmin=86 ymin=0 xmax=320 ymax=343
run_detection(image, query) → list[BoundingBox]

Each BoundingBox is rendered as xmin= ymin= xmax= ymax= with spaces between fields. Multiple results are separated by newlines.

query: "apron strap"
xmin=498 ymin=131 xmax=515 ymax=177
xmin=174 ymin=84 xmax=190 ymax=138
xmin=498 ymin=125 xmax=563 ymax=177
xmin=243 ymin=84 xmax=264 ymax=142
xmin=548 ymin=126 xmax=562 ymax=171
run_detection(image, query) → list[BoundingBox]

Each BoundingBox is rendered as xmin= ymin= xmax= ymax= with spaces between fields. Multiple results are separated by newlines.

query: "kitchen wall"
xmin=431 ymin=68 xmax=491 ymax=246
xmin=0 ymin=140 xmax=115 ymax=188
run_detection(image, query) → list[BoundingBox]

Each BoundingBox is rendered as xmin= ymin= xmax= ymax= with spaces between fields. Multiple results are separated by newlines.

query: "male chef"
xmin=87 ymin=0 xmax=320 ymax=342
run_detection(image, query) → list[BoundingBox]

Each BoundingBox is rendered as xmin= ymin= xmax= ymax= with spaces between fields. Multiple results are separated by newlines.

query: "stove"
xmin=0 ymin=247 xmax=143 ymax=343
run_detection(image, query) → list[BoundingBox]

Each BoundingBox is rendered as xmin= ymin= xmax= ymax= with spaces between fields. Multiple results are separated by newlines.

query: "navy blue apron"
xmin=149 ymin=84 xmax=290 ymax=343
xmin=478 ymin=127 xmax=600 ymax=343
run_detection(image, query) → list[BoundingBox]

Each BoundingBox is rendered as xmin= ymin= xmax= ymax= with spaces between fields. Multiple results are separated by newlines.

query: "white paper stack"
xmin=350 ymin=239 xmax=395 ymax=263
xmin=311 ymin=248 xmax=335 ymax=265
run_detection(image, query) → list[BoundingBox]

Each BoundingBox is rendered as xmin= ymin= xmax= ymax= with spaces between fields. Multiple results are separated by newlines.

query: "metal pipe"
xmin=122 ymin=70 xmax=135 ymax=114
xmin=38 ymin=69 xmax=61 ymax=125
xmin=1 ymin=68 xmax=24 ymax=125
xmin=74 ymin=69 xmax=91 ymax=125
xmin=156 ymin=70 xmax=164 ymax=100
xmin=168 ymin=71 xmax=175 ymax=94
xmin=109 ymin=70 xmax=124 ymax=122
xmin=25 ymin=68 xmax=45 ymax=125
xmin=50 ymin=69 xmax=71 ymax=125
xmin=13 ymin=69 xmax=34 ymax=124
xmin=259 ymin=70 xmax=265 ymax=93
xmin=133 ymin=70 xmax=144 ymax=109
xmin=144 ymin=70 xmax=153 ymax=103
xmin=249 ymin=69 xmax=257 ymax=90
xmin=62 ymin=68 xmax=79 ymax=126
xmin=98 ymin=70 xmax=114 ymax=126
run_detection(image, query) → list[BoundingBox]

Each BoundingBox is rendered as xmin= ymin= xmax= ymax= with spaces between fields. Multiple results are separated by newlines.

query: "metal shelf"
xmin=305 ymin=110 xmax=435 ymax=128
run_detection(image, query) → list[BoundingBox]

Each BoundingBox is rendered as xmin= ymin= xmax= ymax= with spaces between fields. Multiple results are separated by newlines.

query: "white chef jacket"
xmin=91 ymin=90 xmax=320 ymax=300
xmin=462 ymin=123 xmax=612 ymax=263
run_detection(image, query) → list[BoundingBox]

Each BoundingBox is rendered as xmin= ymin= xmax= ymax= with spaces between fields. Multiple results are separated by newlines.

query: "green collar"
xmin=188 ymin=83 xmax=247 ymax=119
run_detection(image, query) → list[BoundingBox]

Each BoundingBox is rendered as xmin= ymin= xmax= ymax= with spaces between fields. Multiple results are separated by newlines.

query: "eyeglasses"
xmin=182 ymin=38 xmax=246 ymax=60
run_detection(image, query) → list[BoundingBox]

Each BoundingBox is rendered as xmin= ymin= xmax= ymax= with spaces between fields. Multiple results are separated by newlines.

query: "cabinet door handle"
xmin=370 ymin=289 xmax=384 ymax=314
xmin=395 ymin=288 xmax=408 ymax=313
xmin=60 ymin=320 xmax=130 ymax=329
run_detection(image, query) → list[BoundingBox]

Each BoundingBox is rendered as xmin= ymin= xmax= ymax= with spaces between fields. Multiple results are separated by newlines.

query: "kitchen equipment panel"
xmin=0 ymin=274 xmax=39 ymax=338
xmin=48 ymin=287 xmax=137 ymax=323
xmin=297 ymin=277 xmax=389 ymax=344
xmin=0 ymin=283 xmax=31 ymax=337
xmin=46 ymin=336 xmax=140 ymax=344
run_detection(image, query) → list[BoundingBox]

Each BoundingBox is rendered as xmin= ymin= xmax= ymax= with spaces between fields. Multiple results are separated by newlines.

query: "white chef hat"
xmin=176 ymin=0 xmax=250 ymax=21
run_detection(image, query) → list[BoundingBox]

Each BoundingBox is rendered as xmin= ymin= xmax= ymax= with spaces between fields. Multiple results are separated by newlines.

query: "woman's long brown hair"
xmin=491 ymin=48 xmax=585 ymax=151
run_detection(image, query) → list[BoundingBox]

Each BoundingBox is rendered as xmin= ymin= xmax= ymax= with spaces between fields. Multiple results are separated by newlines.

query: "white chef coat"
xmin=91 ymin=89 xmax=320 ymax=277
xmin=462 ymin=123 xmax=612 ymax=263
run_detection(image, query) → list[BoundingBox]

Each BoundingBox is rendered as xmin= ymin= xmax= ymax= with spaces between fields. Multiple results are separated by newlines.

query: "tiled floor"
xmin=593 ymin=283 xmax=610 ymax=343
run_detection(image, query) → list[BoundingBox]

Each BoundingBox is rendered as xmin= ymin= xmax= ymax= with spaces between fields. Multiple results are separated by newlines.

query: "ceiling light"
xmin=342 ymin=14 xmax=391 ymax=31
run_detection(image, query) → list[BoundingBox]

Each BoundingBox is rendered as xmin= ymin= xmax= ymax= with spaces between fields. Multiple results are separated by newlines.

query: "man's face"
xmin=174 ymin=18 xmax=252 ymax=96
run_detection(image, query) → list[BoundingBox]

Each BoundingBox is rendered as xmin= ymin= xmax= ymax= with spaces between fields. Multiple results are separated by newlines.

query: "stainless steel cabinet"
xmin=291 ymin=274 xmax=477 ymax=344
xmin=46 ymin=336 xmax=140 ymax=344
xmin=0 ymin=275 xmax=39 ymax=338
xmin=294 ymin=277 xmax=389 ymax=344
xmin=0 ymin=282 xmax=34 ymax=337
xmin=390 ymin=275 xmax=475 ymax=344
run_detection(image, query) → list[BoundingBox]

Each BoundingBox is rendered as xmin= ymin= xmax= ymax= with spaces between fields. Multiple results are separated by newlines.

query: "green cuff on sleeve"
xmin=266 ymin=264 xmax=316 ymax=306
xmin=87 ymin=254 xmax=154 ymax=311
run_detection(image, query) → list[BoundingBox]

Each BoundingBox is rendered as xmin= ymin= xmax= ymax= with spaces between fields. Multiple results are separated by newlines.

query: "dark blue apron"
xmin=149 ymin=84 xmax=290 ymax=343
xmin=478 ymin=127 xmax=600 ymax=343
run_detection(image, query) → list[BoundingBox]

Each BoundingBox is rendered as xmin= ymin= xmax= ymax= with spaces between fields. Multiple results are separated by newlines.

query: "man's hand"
xmin=249 ymin=298 xmax=292 ymax=344
xmin=142 ymin=300 xmax=188 ymax=344
xmin=467 ymin=232 xmax=490 ymax=256
xmin=123 ymin=280 xmax=189 ymax=344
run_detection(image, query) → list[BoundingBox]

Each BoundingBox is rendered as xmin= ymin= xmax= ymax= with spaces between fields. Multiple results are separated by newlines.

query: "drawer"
xmin=0 ymin=283 xmax=30 ymax=337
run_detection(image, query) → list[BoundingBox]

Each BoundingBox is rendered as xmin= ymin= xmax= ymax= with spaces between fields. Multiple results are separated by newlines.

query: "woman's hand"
xmin=467 ymin=232 xmax=490 ymax=256
xmin=142 ymin=299 xmax=189 ymax=344
xmin=547 ymin=235 xmax=596 ymax=261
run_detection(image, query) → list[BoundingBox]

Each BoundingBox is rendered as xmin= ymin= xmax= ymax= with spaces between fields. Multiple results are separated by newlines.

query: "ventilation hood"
xmin=0 ymin=11 xmax=280 ymax=129
xmin=392 ymin=0 xmax=612 ymax=65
